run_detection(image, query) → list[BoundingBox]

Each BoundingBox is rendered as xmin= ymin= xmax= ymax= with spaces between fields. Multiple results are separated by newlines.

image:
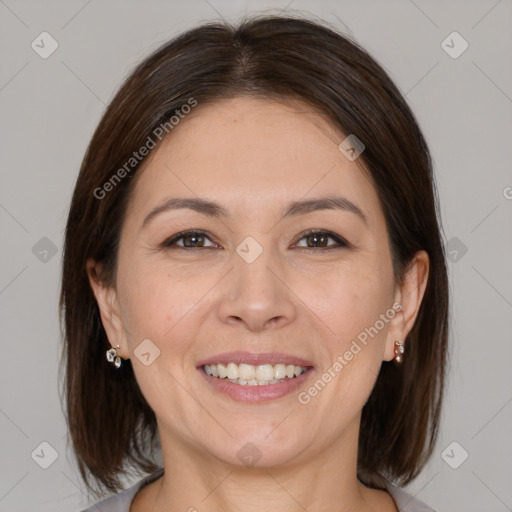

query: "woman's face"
xmin=90 ymin=96 xmax=424 ymax=469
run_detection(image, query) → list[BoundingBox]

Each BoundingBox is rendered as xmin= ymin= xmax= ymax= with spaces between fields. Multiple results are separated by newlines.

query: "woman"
xmin=60 ymin=14 xmax=449 ymax=512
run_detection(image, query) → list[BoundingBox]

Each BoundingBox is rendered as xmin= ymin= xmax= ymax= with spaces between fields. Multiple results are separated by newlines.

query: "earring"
xmin=394 ymin=340 xmax=404 ymax=363
xmin=106 ymin=344 xmax=122 ymax=368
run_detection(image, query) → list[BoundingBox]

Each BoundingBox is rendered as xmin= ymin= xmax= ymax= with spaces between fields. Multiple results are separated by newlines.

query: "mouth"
xmin=203 ymin=362 xmax=308 ymax=385
xmin=196 ymin=352 xmax=314 ymax=403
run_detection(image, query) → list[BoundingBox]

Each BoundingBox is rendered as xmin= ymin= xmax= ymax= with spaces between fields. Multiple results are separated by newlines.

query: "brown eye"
xmin=163 ymin=230 xmax=217 ymax=249
xmin=294 ymin=230 xmax=348 ymax=249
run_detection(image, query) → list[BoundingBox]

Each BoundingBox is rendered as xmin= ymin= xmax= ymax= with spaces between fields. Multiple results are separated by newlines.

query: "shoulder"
xmin=78 ymin=468 xmax=165 ymax=512
xmin=384 ymin=480 xmax=438 ymax=512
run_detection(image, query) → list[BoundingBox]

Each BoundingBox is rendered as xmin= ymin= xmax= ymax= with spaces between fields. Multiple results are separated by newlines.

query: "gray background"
xmin=1 ymin=0 xmax=511 ymax=511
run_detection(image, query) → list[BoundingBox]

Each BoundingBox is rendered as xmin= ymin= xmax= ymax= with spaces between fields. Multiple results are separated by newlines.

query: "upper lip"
xmin=196 ymin=351 xmax=314 ymax=368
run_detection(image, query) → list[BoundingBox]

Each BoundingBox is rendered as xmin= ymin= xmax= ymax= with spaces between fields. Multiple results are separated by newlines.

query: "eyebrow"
xmin=141 ymin=195 xmax=367 ymax=228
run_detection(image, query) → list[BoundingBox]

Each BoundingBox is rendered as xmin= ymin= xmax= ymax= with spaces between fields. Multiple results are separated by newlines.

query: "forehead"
xmin=128 ymin=96 xmax=381 ymax=223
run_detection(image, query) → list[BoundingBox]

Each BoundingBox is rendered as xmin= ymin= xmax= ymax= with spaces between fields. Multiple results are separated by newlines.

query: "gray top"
xmin=79 ymin=468 xmax=437 ymax=512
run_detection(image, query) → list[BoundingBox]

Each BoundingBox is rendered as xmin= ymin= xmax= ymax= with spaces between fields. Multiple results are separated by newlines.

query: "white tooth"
xmin=238 ymin=363 xmax=256 ymax=380
xmin=206 ymin=362 xmax=307 ymax=382
xmin=256 ymin=364 xmax=274 ymax=381
xmin=229 ymin=379 xmax=237 ymax=383
xmin=294 ymin=366 xmax=304 ymax=377
xmin=218 ymin=363 xmax=227 ymax=379
xmin=274 ymin=364 xmax=287 ymax=379
xmin=227 ymin=363 xmax=239 ymax=380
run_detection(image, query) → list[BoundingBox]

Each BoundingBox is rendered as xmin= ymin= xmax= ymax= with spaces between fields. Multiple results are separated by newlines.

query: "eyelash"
xmin=161 ymin=229 xmax=349 ymax=251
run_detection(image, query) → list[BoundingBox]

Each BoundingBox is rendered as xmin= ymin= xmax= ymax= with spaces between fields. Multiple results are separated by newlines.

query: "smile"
xmin=204 ymin=362 xmax=308 ymax=385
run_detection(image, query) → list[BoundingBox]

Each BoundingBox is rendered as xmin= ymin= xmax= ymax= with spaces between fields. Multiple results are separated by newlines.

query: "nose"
xmin=216 ymin=247 xmax=297 ymax=332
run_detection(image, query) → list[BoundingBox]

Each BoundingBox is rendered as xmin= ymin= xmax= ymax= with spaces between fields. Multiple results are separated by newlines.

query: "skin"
xmin=87 ymin=96 xmax=429 ymax=512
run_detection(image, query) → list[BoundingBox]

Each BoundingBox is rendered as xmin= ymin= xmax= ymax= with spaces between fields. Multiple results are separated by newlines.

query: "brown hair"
xmin=59 ymin=13 xmax=449 ymax=498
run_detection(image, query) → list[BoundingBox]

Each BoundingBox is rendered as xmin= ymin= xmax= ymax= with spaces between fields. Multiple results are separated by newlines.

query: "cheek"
xmin=121 ymin=275 xmax=167 ymax=334
xmin=302 ymin=264 xmax=393 ymax=412
xmin=117 ymin=261 xmax=218 ymax=351
xmin=298 ymin=276 xmax=392 ymax=428
xmin=307 ymin=262 xmax=392 ymax=340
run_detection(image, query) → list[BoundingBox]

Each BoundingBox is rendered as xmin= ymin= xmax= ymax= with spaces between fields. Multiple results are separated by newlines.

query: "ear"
xmin=383 ymin=250 xmax=430 ymax=361
xmin=86 ymin=258 xmax=130 ymax=360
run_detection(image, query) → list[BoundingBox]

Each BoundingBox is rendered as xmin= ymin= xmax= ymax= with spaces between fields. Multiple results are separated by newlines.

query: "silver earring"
xmin=106 ymin=344 xmax=122 ymax=368
xmin=394 ymin=340 xmax=404 ymax=363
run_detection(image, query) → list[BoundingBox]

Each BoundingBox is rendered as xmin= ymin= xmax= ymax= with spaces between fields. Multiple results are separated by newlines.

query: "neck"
xmin=145 ymin=419 xmax=397 ymax=512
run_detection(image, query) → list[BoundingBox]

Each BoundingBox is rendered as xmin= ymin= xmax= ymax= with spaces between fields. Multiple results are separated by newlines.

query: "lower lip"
xmin=198 ymin=367 xmax=314 ymax=403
